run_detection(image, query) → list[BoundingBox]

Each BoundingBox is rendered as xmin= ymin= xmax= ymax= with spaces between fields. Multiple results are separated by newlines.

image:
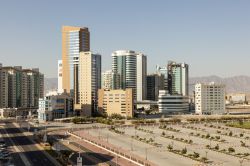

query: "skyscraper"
xmin=156 ymin=65 xmax=168 ymax=90
xmin=112 ymin=50 xmax=147 ymax=101
xmin=57 ymin=60 xmax=63 ymax=94
xmin=77 ymin=51 xmax=101 ymax=116
xmin=146 ymin=74 xmax=164 ymax=101
xmin=168 ymin=61 xmax=189 ymax=96
xmin=136 ymin=53 xmax=147 ymax=101
xmin=62 ymin=26 xmax=90 ymax=104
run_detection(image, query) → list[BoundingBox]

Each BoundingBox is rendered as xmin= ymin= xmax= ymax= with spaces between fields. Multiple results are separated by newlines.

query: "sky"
xmin=0 ymin=0 xmax=249 ymax=78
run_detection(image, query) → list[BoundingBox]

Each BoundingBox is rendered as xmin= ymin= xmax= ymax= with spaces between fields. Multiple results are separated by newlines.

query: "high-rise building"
xmin=98 ymin=88 xmax=134 ymax=117
xmin=0 ymin=64 xmax=44 ymax=109
xmin=168 ymin=61 xmax=189 ymax=96
xmin=57 ymin=60 xmax=63 ymax=94
xmin=146 ymin=74 xmax=164 ymax=101
xmin=112 ymin=50 xmax=147 ymax=101
xmin=136 ymin=53 xmax=147 ymax=101
xmin=61 ymin=26 xmax=90 ymax=104
xmin=101 ymin=70 xmax=120 ymax=89
xmin=195 ymin=82 xmax=225 ymax=115
xmin=156 ymin=65 xmax=168 ymax=90
xmin=76 ymin=51 xmax=101 ymax=116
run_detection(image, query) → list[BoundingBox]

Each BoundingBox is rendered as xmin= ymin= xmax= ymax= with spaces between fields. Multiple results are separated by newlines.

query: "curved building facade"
xmin=158 ymin=90 xmax=189 ymax=113
xmin=112 ymin=50 xmax=147 ymax=101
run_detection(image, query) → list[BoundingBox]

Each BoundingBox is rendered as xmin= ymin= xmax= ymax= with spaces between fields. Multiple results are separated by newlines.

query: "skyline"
xmin=0 ymin=0 xmax=249 ymax=78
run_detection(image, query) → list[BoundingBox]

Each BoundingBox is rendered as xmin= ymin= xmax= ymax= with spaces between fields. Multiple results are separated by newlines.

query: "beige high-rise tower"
xmin=62 ymin=26 xmax=90 ymax=104
xmin=77 ymin=51 xmax=101 ymax=116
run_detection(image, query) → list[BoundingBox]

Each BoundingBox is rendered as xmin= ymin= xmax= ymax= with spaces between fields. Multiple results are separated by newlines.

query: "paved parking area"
xmin=73 ymin=122 xmax=250 ymax=166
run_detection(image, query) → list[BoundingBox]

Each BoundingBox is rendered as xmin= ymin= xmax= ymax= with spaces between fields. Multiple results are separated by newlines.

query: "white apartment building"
xmin=57 ymin=60 xmax=63 ymax=94
xmin=101 ymin=70 xmax=120 ymax=89
xmin=195 ymin=82 xmax=225 ymax=115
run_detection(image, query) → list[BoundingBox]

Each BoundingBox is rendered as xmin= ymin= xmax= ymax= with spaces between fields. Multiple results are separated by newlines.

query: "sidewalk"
xmin=53 ymin=130 xmax=137 ymax=166
xmin=58 ymin=134 xmax=109 ymax=166
xmin=70 ymin=130 xmax=157 ymax=166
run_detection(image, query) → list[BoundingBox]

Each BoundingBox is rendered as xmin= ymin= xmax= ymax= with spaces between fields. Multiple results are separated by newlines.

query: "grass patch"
xmin=226 ymin=121 xmax=250 ymax=129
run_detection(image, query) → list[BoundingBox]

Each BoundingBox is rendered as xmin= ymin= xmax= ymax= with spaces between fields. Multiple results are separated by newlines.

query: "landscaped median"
xmin=131 ymin=135 xmax=161 ymax=147
xmin=135 ymin=126 xmax=154 ymax=134
xmin=161 ymin=132 xmax=193 ymax=144
xmin=205 ymin=144 xmax=250 ymax=160
xmin=159 ymin=125 xmax=180 ymax=133
xmin=189 ymin=132 xmax=227 ymax=143
xmin=165 ymin=144 xmax=210 ymax=164
xmin=109 ymin=126 xmax=125 ymax=135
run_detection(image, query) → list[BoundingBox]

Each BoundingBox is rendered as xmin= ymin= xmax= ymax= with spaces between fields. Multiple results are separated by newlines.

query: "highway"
xmin=1 ymin=120 xmax=60 ymax=166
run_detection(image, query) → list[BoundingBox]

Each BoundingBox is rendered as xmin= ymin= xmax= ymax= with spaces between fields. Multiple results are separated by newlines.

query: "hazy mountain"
xmin=44 ymin=78 xmax=57 ymax=92
xmin=190 ymin=75 xmax=250 ymax=93
xmin=44 ymin=75 xmax=250 ymax=94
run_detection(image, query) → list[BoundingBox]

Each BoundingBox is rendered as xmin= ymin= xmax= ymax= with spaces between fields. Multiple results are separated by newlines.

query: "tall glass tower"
xmin=62 ymin=26 xmax=90 ymax=104
xmin=167 ymin=61 xmax=189 ymax=96
xmin=112 ymin=50 xmax=147 ymax=101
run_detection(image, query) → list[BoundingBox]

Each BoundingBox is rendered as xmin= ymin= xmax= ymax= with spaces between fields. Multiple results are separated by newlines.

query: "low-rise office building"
xmin=195 ymin=82 xmax=225 ymax=115
xmin=98 ymin=88 xmax=134 ymax=117
xmin=37 ymin=93 xmax=73 ymax=121
xmin=0 ymin=108 xmax=17 ymax=118
xmin=158 ymin=90 xmax=189 ymax=114
xmin=226 ymin=93 xmax=246 ymax=105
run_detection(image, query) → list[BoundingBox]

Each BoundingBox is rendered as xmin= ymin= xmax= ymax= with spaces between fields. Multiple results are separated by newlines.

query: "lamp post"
xmin=131 ymin=138 xmax=133 ymax=151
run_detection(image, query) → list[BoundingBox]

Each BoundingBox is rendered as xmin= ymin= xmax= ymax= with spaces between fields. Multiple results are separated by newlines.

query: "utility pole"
xmin=131 ymin=138 xmax=133 ymax=151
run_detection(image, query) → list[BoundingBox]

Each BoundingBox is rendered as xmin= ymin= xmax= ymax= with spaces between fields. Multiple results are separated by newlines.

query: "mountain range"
xmin=45 ymin=75 xmax=250 ymax=94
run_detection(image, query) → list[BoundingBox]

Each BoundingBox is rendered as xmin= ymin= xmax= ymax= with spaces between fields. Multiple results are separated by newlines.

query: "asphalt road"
xmin=3 ymin=121 xmax=58 ymax=166
xmin=70 ymin=141 xmax=118 ymax=166
xmin=0 ymin=123 xmax=25 ymax=166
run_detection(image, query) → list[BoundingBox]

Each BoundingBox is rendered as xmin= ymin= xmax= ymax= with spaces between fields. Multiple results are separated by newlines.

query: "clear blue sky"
xmin=0 ymin=0 xmax=249 ymax=78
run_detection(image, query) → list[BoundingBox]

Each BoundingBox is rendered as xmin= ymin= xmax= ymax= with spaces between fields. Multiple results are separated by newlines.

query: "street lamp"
xmin=130 ymin=138 xmax=133 ymax=151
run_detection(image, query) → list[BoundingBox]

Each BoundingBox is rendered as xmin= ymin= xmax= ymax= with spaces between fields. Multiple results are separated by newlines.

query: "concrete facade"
xmin=76 ymin=51 xmax=101 ymax=116
xmin=98 ymin=89 xmax=134 ymax=117
xmin=37 ymin=93 xmax=73 ymax=121
xmin=57 ymin=60 xmax=63 ymax=94
xmin=101 ymin=70 xmax=120 ymax=90
xmin=0 ymin=64 xmax=44 ymax=109
xmin=195 ymin=82 xmax=225 ymax=115
xmin=158 ymin=90 xmax=189 ymax=114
